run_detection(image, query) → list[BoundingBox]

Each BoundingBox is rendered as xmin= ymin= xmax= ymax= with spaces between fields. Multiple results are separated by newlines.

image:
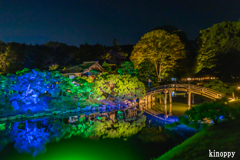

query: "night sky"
xmin=0 ymin=0 xmax=239 ymax=46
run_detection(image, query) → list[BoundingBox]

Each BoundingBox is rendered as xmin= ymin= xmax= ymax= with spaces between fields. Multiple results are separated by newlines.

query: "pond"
xmin=0 ymin=107 xmax=196 ymax=160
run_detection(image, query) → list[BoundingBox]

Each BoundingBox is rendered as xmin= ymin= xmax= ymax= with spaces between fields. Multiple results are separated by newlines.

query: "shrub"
xmin=165 ymin=99 xmax=233 ymax=130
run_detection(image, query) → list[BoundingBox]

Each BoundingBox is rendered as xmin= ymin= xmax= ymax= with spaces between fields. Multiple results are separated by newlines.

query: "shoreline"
xmin=0 ymin=98 xmax=138 ymax=122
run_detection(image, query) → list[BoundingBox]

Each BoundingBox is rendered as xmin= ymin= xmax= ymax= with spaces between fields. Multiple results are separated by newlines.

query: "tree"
xmin=49 ymin=64 xmax=59 ymax=71
xmin=136 ymin=61 xmax=159 ymax=87
xmin=73 ymin=76 xmax=102 ymax=102
xmin=130 ymin=30 xmax=185 ymax=82
xmin=102 ymin=61 xmax=111 ymax=72
xmin=0 ymin=68 xmax=91 ymax=110
xmin=196 ymin=20 xmax=240 ymax=73
xmin=150 ymin=25 xmax=198 ymax=78
xmin=203 ymin=79 xmax=235 ymax=95
xmin=0 ymin=46 xmax=17 ymax=73
xmin=213 ymin=50 xmax=240 ymax=82
xmin=117 ymin=61 xmax=137 ymax=76
xmin=104 ymin=39 xmax=128 ymax=65
xmin=94 ymin=73 xmax=146 ymax=99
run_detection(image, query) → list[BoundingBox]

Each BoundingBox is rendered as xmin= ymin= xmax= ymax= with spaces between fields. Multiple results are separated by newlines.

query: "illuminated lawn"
xmin=157 ymin=119 xmax=240 ymax=160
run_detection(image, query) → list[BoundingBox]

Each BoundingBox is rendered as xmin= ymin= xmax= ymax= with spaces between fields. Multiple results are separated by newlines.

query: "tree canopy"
xmin=130 ymin=30 xmax=186 ymax=81
xmin=196 ymin=20 xmax=240 ymax=73
xmin=102 ymin=61 xmax=112 ymax=72
xmin=203 ymin=79 xmax=235 ymax=95
xmin=117 ymin=61 xmax=137 ymax=76
xmin=94 ymin=73 xmax=146 ymax=99
xmin=0 ymin=68 xmax=104 ymax=110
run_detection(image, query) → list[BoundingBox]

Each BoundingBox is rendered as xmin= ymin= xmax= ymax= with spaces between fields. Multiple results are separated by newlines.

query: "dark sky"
xmin=0 ymin=0 xmax=239 ymax=46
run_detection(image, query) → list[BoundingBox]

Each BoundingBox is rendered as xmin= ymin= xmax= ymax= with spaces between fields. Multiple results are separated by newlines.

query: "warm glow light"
xmin=229 ymin=98 xmax=235 ymax=102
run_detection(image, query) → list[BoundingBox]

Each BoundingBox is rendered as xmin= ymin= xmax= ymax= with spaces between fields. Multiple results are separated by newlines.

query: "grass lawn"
xmin=157 ymin=119 xmax=240 ymax=160
xmin=157 ymin=101 xmax=240 ymax=160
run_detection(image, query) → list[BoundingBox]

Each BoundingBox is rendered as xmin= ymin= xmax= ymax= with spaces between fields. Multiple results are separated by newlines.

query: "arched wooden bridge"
xmin=140 ymin=84 xmax=225 ymax=106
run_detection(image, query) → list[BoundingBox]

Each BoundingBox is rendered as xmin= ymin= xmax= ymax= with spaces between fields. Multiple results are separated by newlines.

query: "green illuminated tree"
xmin=73 ymin=76 xmax=93 ymax=100
xmin=114 ymin=75 xmax=146 ymax=99
xmin=102 ymin=61 xmax=111 ymax=72
xmin=130 ymin=30 xmax=185 ymax=82
xmin=196 ymin=20 xmax=240 ymax=73
xmin=137 ymin=60 xmax=158 ymax=87
xmin=94 ymin=73 xmax=145 ymax=99
xmin=117 ymin=61 xmax=137 ymax=76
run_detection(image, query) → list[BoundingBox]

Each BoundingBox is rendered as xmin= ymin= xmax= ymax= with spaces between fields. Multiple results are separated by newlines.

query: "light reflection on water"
xmin=0 ymin=107 xmax=196 ymax=160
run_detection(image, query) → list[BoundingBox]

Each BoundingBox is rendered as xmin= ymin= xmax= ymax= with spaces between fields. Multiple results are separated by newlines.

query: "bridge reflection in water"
xmin=138 ymin=84 xmax=224 ymax=120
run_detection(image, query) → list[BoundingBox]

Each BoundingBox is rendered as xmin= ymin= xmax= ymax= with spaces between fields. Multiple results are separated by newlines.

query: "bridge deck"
xmin=145 ymin=84 xmax=224 ymax=100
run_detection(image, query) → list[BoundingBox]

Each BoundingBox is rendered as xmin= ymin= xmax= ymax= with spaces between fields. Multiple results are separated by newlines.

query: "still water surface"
xmin=0 ymin=96 xmax=200 ymax=160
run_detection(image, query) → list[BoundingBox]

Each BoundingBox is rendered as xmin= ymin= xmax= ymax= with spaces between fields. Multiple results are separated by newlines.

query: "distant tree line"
xmin=1 ymin=20 xmax=240 ymax=84
xmin=0 ymin=39 xmax=132 ymax=74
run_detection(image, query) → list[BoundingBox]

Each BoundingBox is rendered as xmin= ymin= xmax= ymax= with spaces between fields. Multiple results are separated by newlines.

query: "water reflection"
xmin=0 ymin=108 xmax=196 ymax=159
xmin=0 ymin=109 xmax=146 ymax=157
xmin=139 ymin=100 xmax=189 ymax=117
xmin=139 ymin=126 xmax=172 ymax=142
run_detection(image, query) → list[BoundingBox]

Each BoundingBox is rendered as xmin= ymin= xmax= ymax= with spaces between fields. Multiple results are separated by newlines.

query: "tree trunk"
xmin=159 ymin=64 xmax=162 ymax=82
xmin=154 ymin=61 xmax=159 ymax=80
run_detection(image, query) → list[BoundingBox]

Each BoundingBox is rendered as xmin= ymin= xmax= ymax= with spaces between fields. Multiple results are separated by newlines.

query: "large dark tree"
xmin=196 ymin=20 xmax=240 ymax=74
xmin=151 ymin=25 xmax=197 ymax=78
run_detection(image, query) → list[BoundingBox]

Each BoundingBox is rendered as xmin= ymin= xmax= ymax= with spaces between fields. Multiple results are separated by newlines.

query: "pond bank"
xmin=0 ymin=98 xmax=138 ymax=122
xmin=157 ymin=101 xmax=240 ymax=160
xmin=157 ymin=119 xmax=240 ymax=160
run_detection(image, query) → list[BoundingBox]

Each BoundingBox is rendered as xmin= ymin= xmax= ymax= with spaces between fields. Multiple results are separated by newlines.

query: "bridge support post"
xmin=164 ymin=90 xmax=168 ymax=105
xmin=169 ymin=103 xmax=172 ymax=116
xmin=145 ymin=97 xmax=147 ymax=108
xmin=138 ymin=98 xmax=143 ymax=110
xmin=147 ymin=95 xmax=149 ymax=108
xmin=191 ymin=93 xmax=194 ymax=104
xmin=159 ymin=93 xmax=161 ymax=104
xmin=164 ymin=104 xmax=168 ymax=118
xmin=169 ymin=91 xmax=172 ymax=104
xmin=187 ymin=91 xmax=191 ymax=107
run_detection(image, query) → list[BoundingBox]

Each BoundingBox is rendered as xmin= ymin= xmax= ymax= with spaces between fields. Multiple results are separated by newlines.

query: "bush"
xmin=165 ymin=99 xmax=233 ymax=130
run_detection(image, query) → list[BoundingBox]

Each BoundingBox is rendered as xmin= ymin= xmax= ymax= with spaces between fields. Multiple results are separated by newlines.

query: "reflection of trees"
xmin=12 ymin=128 xmax=49 ymax=158
xmin=92 ymin=115 xmax=146 ymax=138
xmin=1 ymin=115 xmax=147 ymax=157
xmin=0 ymin=123 xmax=13 ymax=151
xmin=48 ymin=120 xmax=94 ymax=141
xmin=139 ymin=126 xmax=171 ymax=142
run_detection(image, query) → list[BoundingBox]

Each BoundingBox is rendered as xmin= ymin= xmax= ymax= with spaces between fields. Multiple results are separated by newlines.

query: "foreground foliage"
xmin=203 ymin=79 xmax=235 ymax=95
xmin=165 ymin=100 xmax=233 ymax=130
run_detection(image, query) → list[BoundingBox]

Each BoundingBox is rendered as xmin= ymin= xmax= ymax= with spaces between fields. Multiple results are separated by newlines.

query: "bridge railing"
xmin=146 ymin=84 xmax=225 ymax=99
